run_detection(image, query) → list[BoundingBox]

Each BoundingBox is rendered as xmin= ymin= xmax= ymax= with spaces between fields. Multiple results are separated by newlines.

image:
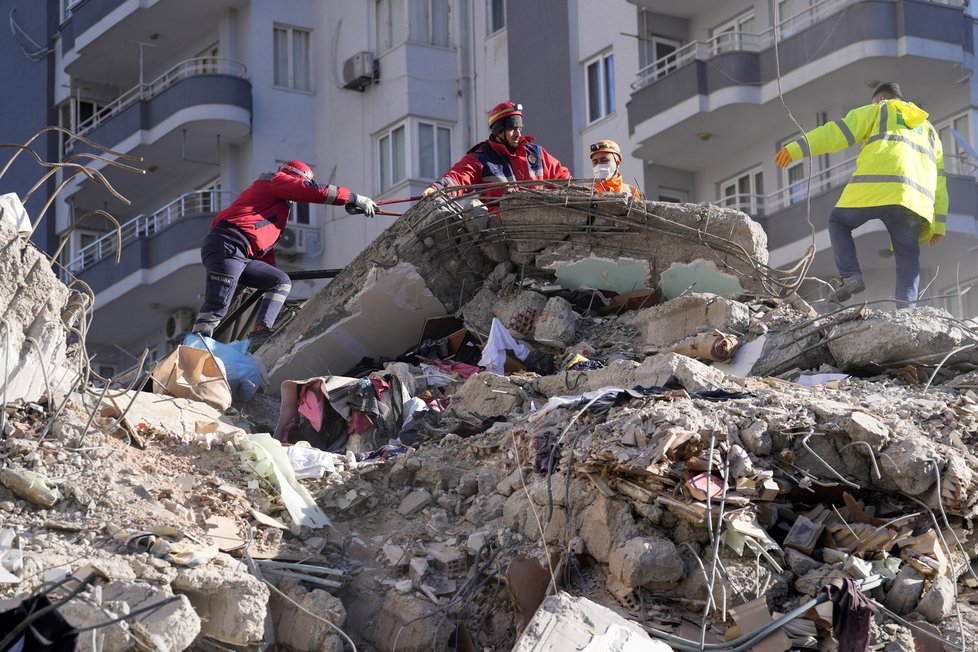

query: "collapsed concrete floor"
xmin=3 ymin=190 xmax=978 ymax=650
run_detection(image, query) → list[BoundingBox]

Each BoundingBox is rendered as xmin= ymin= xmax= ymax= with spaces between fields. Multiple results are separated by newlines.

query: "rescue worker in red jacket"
xmin=191 ymin=160 xmax=377 ymax=343
xmin=589 ymin=139 xmax=642 ymax=199
xmin=422 ymin=102 xmax=571 ymax=207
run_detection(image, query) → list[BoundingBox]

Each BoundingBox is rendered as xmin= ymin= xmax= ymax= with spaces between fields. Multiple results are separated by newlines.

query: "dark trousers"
xmin=192 ymin=231 xmax=291 ymax=335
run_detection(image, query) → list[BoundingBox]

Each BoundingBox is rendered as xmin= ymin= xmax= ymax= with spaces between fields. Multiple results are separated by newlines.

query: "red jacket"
xmin=210 ymin=170 xmax=352 ymax=264
xmin=430 ymin=136 xmax=570 ymax=207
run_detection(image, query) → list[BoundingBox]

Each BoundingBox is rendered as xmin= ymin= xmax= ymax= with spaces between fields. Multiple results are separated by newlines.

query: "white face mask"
xmin=593 ymin=163 xmax=614 ymax=180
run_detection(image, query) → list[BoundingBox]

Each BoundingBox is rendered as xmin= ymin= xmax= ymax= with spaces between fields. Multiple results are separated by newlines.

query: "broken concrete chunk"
xmin=170 ymin=553 xmax=270 ymax=645
xmin=621 ymin=293 xmax=750 ymax=349
xmin=916 ymin=574 xmax=956 ymax=623
xmin=97 ymin=581 xmax=200 ymax=652
xmin=845 ymin=412 xmax=890 ymax=449
xmin=880 ymin=438 xmax=939 ymax=496
xmin=398 ymin=489 xmax=432 ymax=516
xmin=884 ymin=564 xmax=926 ymax=616
xmin=827 ymin=308 xmax=977 ymax=372
xmin=448 ymin=372 xmax=524 ymax=420
xmin=580 ymin=496 xmax=639 ymax=563
xmin=533 ymin=296 xmax=581 ymax=346
xmin=495 ymin=290 xmax=548 ymax=338
xmin=608 ymin=536 xmax=685 ymax=591
xmin=270 ymin=579 xmax=347 ymax=652
xmin=512 ymin=591 xmax=673 ymax=651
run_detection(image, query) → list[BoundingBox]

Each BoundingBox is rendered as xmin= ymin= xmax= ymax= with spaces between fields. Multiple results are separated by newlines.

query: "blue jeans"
xmin=828 ymin=205 xmax=922 ymax=307
xmin=192 ymin=231 xmax=292 ymax=335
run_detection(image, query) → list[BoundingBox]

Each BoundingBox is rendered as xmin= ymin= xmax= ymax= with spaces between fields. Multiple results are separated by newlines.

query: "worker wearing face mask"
xmin=589 ymin=140 xmax=641 ymax=200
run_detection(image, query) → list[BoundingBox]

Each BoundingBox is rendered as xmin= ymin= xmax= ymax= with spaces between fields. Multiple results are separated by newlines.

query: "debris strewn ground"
xmin=3 ymin=189 xmax=978 ymax=651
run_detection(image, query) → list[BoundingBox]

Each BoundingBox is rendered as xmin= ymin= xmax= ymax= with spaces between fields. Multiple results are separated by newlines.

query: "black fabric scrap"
xmin=824 ymin=577 xmax=875 ymax=652
xmin=0 ymin=594 xmax=77 ymax=651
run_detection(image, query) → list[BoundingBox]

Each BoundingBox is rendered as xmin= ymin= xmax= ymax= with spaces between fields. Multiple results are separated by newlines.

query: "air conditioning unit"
xmin=342 ymin=51 xmax=377 ymax=91
xmin=165 ymin=308 xmax=196 ymax=340
xmin=277 ymin=224 xmax=322 ymax=256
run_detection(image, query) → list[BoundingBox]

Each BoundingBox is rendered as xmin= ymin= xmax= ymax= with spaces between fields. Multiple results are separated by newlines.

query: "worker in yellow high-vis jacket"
xmin=774 ymin=82 xmax=947 ymax=308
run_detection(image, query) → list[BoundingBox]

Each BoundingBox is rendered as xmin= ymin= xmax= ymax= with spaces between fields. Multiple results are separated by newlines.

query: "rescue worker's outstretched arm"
xmin=269 ymin=173 xmax=353 ymax=206
xmin=774 ymin=104 xmax=876 ymax=167
xmin=427 ymin=153 xmax=483 ymax=195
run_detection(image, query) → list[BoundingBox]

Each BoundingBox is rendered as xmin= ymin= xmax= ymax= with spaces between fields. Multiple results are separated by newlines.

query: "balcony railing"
xmin=69 ymin=57 xmax=248 ymax=142
xmin=632 ymin=0 xmax=962 ymax=90
xmin=706 ymin=155 xmax=858 ymax=216
xmin=65 ymin=189 xmax=233 ymax=273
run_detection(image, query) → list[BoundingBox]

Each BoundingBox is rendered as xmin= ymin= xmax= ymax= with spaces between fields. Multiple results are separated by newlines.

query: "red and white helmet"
xmin=488 ymin=101 xmax=523 ymax=133
xmin=279 ymin=160 xmax=314 ymax=182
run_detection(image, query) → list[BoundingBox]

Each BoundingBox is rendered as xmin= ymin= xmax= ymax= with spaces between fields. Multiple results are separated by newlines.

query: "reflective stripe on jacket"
xmin=430 ymin=136 xmax=571 ymax=207
xmin=209 ymin=170 xmax=352 ymax=263
xmin=594 ymin=174 xmax=642 ymax=200
xmin=785 ymin=99 xmax=947 ymax=242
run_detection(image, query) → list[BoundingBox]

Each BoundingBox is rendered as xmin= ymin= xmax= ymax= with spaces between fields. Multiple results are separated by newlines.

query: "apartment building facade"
xmin=31 ymin=0 xmax=978 ymax=378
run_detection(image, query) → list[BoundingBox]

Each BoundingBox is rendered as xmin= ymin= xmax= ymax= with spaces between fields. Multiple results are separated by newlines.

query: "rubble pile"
xmin=3 ymin=191 xmax=978 ymax=650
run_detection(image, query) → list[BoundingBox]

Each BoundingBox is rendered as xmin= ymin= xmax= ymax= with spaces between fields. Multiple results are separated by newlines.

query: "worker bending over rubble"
xmin=423 ymin=101 xmax=570 ymax=208
xmin=774 ymin=82 xmax=947 ymax=308
xmin=589 ymin=139 xmax=641 ymax=199
xmin=192 ymin=160 xmax=377 ymax=346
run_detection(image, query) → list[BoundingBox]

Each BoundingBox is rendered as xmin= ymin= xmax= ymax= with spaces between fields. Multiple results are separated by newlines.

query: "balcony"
xmin=627 ymin=0 xmax=972 ymax=168
xmin=64 ymin=57 xmax=251 ymax=217
xmin=61 ymin=0 xmax=243 ymax=81
xmin=65 ymin=189 xmax=234 ymax=346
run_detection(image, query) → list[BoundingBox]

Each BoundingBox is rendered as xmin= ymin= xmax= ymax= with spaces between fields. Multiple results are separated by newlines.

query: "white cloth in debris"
xmin=530 ymin=386 xmax=623 ymax=422
xmin=478 ymin=318 xmax=530 ymax=375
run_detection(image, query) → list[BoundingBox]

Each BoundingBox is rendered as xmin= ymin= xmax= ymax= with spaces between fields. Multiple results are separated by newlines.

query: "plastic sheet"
xmin=182 ymin=333 xmax=263 ymax=401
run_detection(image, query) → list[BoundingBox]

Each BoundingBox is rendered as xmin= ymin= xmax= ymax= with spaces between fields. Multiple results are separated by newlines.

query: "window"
xmin=644 ymin=36 xmax=682 ymax=80
xmin=379 ymin=124 xmax=407 ymax=192
xmin=658 ymin=188 xmax=688 ymax=203
xmin=409 ymin=0 xmax=449 ymax=47
xmin=488 ymin=0 xmax=506 ymax=34
xmin=418 ymin=122 xmax=451 ymax=179
xmin=77 ymin=230 xmax=99 ymax=268
xmin=376 ymin=0 xmax=406 ymax=51
xmin=273 ymin=26 xmax=311 ymax=91
xmin=720 ymin=167 xmax=764 ymax=215
xmin=585 ymin=52 xmax=615 ymax=123
xmin=937 ymin=112 xmax=974 ymax=176
xmin=711 ymin=10 xmax=755 ymax=54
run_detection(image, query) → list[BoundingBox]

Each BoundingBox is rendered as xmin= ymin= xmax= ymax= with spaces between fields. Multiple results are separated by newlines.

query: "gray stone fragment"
xmin=608 ymin=536 xmax=685 ymax=590
xmin=621 ymin=293 xmax=750 ymax=349
xmin=171 ymin=553 xmax=269 ymax=645
xmin=397 ymin=489 xmax=432 ymax=516
xmin=884 ymin=564 xmax=925 ymax=616
xmin=97 ymin=581 xmax=200 ymax=652
xmin=916 ymin=574 xmax=955 ymax=623
xmin=533 ymin=296 xmax=580 ymax=346
xmin=845 ymin=411 xmax=890 ymax=449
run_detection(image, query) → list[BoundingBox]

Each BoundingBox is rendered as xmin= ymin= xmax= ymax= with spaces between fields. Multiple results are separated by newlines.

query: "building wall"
xmin=3 ymin=0 xmax=60 ymax=253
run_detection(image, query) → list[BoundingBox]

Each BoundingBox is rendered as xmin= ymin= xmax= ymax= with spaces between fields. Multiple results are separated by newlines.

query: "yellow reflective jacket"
xmin=785 ymin=99 xmax=947 ymax=241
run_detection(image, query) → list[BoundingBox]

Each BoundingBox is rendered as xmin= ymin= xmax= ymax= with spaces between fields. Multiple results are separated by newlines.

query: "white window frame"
xmin=376 ymin=0 xmax=406 ymax=52
xmin=417 ymin=121 xmax=452 ymax=180
xmin=720 ymin=166 xmax=764 ymax=216
xmin=378 ymin=123 xmax=408 ymax=193
xmin=936 ymin=111 xmax=974 ymax=176
xmin=408 ymin=0 xmax=449 ymax=47
xmin=488 ymin=0 xmax=506 ymax=35
xmin=273 ymin=25 xmax=312 ymax=92
xmin=711 ymin=10 xmax=755 ymax=54
xmin=585 ymin=50 xmax=615 ymax=124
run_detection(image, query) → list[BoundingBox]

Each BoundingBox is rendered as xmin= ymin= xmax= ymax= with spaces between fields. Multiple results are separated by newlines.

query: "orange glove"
xmin=774 ymin=148 xmax=793 ymax=168
xmin=929 ymin=233 xmax=944 ymax=246
xmin=422 ymin=187 xmax=436 ymax=197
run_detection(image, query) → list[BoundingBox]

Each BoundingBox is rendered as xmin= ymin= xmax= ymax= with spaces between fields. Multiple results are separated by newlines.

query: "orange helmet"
xmin=279 ymin=160 xmax=314 ymax=182
xmin=488 ymin=101 xmax=523 ymax=133
xmin=589 ymin=140 xmax=622 ymax=164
